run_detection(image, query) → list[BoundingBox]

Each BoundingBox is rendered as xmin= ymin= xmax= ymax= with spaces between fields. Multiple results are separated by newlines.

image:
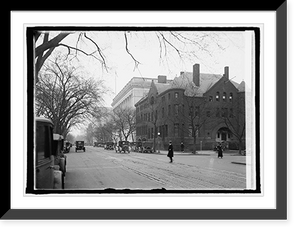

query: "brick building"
xmin=135 ymin=64 xmax=246 ymax=151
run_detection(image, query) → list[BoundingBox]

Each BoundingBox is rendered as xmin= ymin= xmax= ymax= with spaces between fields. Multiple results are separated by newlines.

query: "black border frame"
xmin=4 ymin=1 xmax=287 ymax=219
xmin=25 ymin=26 xmax=261 ymax=195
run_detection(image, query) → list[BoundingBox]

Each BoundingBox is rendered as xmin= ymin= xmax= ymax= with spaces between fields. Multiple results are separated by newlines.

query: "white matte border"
xmin=11 ymin=11 xmax=276 ymax=209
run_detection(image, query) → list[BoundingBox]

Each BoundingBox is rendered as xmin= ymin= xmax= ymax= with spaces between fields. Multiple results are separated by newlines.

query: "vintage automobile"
xmin=53 ymin=134 xmax=67 ymax=187
xmin=35 ymin=117 xmax=64 ymax=189
xmin=141 ymin=141 xmax=154 ymax=153
xmin=63 ymin=140 xmax=71 ymax=153
xmin=115 ymin=141 xmax=130 ymax=153
xmin=104 ymin=142 xmax=114 ymax=150
xmin=75 ymin=141 xmax=85 ymax=152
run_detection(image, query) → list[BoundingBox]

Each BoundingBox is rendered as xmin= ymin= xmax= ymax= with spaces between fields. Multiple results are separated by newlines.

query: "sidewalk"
xmin=154 ymin=150 xmax=247 ymax=165
xmin=155 ymin=150 xmax=214 ymax=156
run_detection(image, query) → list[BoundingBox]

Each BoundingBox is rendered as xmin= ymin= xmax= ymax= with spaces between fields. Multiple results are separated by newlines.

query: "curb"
xmin=231 ymin=162 xmax=246 ymax=165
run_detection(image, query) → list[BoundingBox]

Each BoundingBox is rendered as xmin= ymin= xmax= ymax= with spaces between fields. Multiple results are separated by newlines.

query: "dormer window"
xmin=216 ymin=92 xmax=220 ymax=101
xmin=223 ymin=92 xmax=227 ymax=101
xmin=229 ymin=93 xmax=233 ymax=102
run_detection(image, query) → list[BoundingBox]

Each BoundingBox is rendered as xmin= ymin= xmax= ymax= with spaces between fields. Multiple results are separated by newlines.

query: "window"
xmin=216 ymin=108 xmax=220 ymax=117
xmin=162 ymin=107 xmax=165 ymax=118
xmin=165 ymin=125 xmax=168 ymax=137
xmin=209 ymin=96 xmax=213 ymax=102
xmin=168 ymin=105 xmax=171 ymax=116
xmin=223 ymin=92 xmax=227 ymax=101
xmin=168 ymin=93 xmax=171 ymax=100
xmin=175 ymin=92 xmax=179 ymax=98
xmin=229 ymin=108 xmax=233 ymax=118
xmin=222 ymin=108 xmax=228 ymax=117
xmin=189 ymin=106 xmax=194 ymax=117
xmin=162 ymin=96 xmax=165 ymax=102
xmin=206 ymin=110 xmax=210 ymax=117
xmin=195 ymin=106 xmax=199 ymax=116
xmin=150 ymin=96 xmax=154 ymax=105
xmin=151 ymin=128 xmax=153 ymax=138
xmin=36 ymin=124 xmax=45 ymax=160
xmin=174 ymin=123 xmax=179 ymax=137
xmin=175 ymin=104 xmax=179 ymax=115
xmin=229 ymin=93 xmax=233 ymax=102
xmin=188 ymin=125 xmax=193 ymax=137
xmin=216 ymin=92 xmax=220 ymax=101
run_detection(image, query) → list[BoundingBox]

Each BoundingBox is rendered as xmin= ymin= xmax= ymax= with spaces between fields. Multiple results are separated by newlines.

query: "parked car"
xmin=35 ymin=117 xmax=64 ymax=189
xmin=115 ymin=141 xmax=130 ymax=153
xmin=141 ymin=141 xmax=154 ymax=153
xmin=75 ymin=141 xmax=85 ymax=152
xmin=104 ymin=142 xmax=114 ymax=150
xmin=63 ymin=140 xmax=71 ymax=153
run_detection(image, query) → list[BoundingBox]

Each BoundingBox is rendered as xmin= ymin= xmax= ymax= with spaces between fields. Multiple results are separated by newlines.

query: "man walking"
xmin=180 ymin=142 xmax=184 ymax=152
xmin=167 ymin=141 xmax=174 ymax=163
xmin=217 ymin=143 xmax=223 ymax=159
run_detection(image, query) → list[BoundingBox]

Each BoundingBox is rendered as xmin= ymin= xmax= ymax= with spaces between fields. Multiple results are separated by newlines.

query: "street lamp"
xmin=157 ymin=132 xmax=161 ymax=153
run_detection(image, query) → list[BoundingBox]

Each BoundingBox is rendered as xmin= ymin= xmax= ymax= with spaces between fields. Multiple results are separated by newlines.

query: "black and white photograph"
xmin=28 ymin=27 xmax=259 ymax=193
xmin=6 ymin=4 xmax=289 ymax=223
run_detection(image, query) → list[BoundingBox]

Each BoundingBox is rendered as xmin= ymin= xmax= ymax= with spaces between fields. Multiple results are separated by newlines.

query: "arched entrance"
xmin=216 ymin=127 xmax=232 ymax=142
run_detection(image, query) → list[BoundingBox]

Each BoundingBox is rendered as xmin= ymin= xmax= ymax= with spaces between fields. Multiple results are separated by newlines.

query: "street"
xmin=64 ymin=146 xmax=247 ymax=190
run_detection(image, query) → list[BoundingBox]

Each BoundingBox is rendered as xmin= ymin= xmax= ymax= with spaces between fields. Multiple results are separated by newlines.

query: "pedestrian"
xmin=180 ymin=142 xmax=184 ymax=152
xmin=217 ymin=143 xmax=223 ymax=159
xmin=167 ymin=141 xmax=174 ymax=163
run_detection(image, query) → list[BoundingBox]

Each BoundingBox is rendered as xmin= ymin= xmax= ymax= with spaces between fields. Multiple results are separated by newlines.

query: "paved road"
xmin=64 ymin=146 xmax=247 ymax=190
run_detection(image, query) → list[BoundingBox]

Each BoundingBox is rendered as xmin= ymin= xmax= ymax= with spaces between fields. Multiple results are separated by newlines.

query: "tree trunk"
xmin=238 ymin=139 xmax=242 ymax=155
xmin=193 ymin=136 xmax=197 ymax=154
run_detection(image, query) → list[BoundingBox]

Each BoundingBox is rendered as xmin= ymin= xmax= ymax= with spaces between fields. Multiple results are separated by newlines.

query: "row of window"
xmin=136 ymin=123 xmax=207 ymax=139
xmin=209 ymin=92 xmax=233 ymax=102
xmin=137 ymin=105 xmax=235 ymax=123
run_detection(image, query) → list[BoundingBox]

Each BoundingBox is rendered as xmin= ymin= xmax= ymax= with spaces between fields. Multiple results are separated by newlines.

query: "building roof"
xmin=155 ymin=82 xmax=173 ymax=95
xmin=172 ymin=72 xmax=222 ymax=97
xmin=111 ymin=77 xmax=155 ymax=107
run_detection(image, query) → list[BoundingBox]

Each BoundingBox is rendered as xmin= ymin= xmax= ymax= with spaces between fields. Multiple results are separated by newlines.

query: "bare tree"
xmin=222 ymin=93 xmax=245 ymax=154
xmin=35 ymin=53 xmax=106 ymax=138
xmin=34 ymin=30 xmax=228 ymax=81
xmin=112 ymin=107 xmax=136 ymax=141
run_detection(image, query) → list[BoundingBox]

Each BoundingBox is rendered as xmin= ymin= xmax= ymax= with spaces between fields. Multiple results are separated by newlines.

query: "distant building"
xmin=135 ymin=64 xmax=246 ymax=151
xmin=111 ymin=76 xmax=171 ymax=141
xmin=112 ymin=77 xmax=155 ymax=111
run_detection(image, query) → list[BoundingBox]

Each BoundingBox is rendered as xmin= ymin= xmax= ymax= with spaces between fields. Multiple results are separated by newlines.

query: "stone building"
xmin=135 ymin=64 xmax=246 ymax=151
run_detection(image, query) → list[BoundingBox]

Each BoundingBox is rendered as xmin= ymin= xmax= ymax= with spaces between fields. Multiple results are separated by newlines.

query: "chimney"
xmin=158 ymin=75 xmax=167 ymax=83
xmin=193 ymin=63 xmax=200 ymax=87
xmin=224 ymin=66 xmax=229 ymax=80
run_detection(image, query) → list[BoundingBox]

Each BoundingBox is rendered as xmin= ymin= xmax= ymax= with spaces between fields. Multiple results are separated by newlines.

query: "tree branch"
xmin=124 ymin=32 xmax=141 ymax=71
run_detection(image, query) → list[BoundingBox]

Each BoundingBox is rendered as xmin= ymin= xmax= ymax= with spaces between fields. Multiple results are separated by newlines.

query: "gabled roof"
xmin=172 ymin=72 xmax=222 ymax=97
xmin=154 ymin=82 xmax=173 ymax=95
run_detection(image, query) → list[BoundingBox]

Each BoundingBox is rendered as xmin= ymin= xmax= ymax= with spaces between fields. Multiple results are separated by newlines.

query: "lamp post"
xmin=157 ymin=132 xmax=161 ymax=153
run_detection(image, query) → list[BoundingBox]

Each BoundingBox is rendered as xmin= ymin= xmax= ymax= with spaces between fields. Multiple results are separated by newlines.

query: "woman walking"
xmin=167 ymin=141 xmax=174 ymax=163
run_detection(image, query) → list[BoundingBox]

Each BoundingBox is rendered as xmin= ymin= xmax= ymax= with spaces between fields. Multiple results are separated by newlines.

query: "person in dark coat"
xmin=217 ymin=143 xmax=223 ymax=159
xmin=167 ymin=141 xmax=174 ymax=163
xmin=180 ymin=142 xmax=184 ymax=152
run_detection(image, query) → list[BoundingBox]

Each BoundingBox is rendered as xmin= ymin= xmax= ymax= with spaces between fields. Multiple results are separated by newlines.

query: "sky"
xmin=38 ymin=30 xmax=252 ymax=136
